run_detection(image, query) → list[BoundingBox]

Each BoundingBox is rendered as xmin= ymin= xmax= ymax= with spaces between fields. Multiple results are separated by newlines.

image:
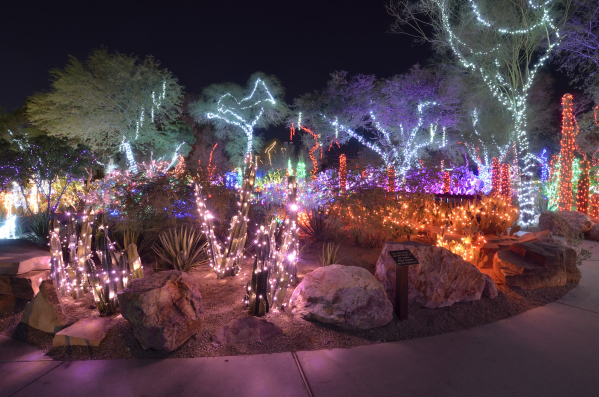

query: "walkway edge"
xmin=292 ymin=351 xmax=314 ymax=397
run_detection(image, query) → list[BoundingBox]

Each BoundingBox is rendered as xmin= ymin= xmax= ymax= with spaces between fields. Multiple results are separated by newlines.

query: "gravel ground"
xmin=0 ymin=242 xmax=577 ymax=361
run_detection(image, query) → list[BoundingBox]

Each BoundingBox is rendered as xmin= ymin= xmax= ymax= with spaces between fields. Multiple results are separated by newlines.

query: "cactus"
xmin=196 ymin=154 xmax=256 ymax=278
xmin=243 ymin=176 xmax=300 ymax=315
xmin=245 ymin=225 xmax=271 ymax=316
xmin=127 ymin=243 xmax=143 ymax=280
xmin=49 ymin=218 xmax=69 ymax=297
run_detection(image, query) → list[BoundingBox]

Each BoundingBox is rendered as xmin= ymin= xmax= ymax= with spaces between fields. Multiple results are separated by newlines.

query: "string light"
xmin=500 ymin=163 xmax=511 ymax=204
xmin=339 ymin=154 xmax=347 ymax=194
xmin=576 ymin=160 xmax=590 ymax=214
xmin=206 ymin=78 xmax=276 ymax=154
xmin=558 ymin=94 xmax=578 ymax=211
xmin=434 ymin=0 xmax=560 ymax=224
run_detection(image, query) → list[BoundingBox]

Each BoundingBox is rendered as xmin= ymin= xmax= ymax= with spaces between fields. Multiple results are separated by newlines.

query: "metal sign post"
xmin=388 ymin=250 xmax=419 ymax=321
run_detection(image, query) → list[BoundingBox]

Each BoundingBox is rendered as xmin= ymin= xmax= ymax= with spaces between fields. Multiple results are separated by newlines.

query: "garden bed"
xmin=0 ymin=242 xmax=577 ymax=361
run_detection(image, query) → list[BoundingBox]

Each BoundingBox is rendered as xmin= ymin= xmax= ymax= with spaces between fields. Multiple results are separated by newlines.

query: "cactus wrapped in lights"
xmin=339 ymin=154 xmax=347 ymax=194
xmin=388 ymin=166 xmax=396 ymax=193
xmin=244 ymin=176 xmax=299 ymax=315
xmin=591 ymin=194 xmax=599 ymax=218
xmin=195 ymin=155 xmax=256 ymax=278
xmin=49 ymin=218 xmax=69 ymax=297
xmin=577 ymin=160 xmax=590 ymax=214
xmin=558 ymin=94 xmax=578 ymax=211
xmin=500 ymin=163 xmax=511 ymax=204
xmin=443 ymin=171 xmax=450 ymax=193
xmin=491 ymin=157 xmax=500 ymax=194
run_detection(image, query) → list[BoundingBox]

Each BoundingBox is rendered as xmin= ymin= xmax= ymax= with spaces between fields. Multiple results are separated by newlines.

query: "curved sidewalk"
xmin=1 ymin=241 xmax=598 ymax=397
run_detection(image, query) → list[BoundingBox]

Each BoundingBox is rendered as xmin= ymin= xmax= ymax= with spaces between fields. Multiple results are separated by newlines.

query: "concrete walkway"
xmin=2 ymin=241 xmax=598 ymax=397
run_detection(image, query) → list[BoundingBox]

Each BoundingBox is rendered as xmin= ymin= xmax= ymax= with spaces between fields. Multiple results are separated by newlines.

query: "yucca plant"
xmin=24 ymin=211 xmax=51 ymax=246
xmin=319 ymin=242 xmax=340 ymax=266
xmin=299 ymin=206 xmax=330 ymax=242
xmin=153 ymin=227 xmax=208 ymax=272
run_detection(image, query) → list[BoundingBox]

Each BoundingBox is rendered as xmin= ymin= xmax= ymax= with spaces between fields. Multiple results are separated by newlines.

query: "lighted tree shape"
xmin=295 ymin=67 xmax=459 ymax=183
xmin=388 ymin=0 xmax=561 ymax=223
xmin=191 ymin=73 xmax=288 ymax=161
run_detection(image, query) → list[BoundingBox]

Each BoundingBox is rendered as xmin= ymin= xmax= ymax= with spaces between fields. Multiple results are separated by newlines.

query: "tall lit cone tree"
xmin=558 ymin=94 xmax=578 ymax=211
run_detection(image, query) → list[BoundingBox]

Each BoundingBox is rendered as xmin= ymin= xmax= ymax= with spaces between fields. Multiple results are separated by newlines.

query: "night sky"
xmin=1 ymin=1 xmax=430 ymax=115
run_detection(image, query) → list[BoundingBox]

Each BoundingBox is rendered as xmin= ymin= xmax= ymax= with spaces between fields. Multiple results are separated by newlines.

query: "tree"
xmin=294 ymin=66 xmax=460 ymax=181
xmin=26 ymin=49 xmax=186 ymax=169
xmin=554 ymin=0 xmax=599 ymax=101
xmin=190 ymin=73 xmax=288 ymax=165
xmin=388 ymin=0 xmax=563 ymax=223
xmin=0 ymin=110 xmax=94 ymax=215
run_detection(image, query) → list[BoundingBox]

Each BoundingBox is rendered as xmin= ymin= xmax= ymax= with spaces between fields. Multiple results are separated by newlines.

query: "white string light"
xmin=207 ymin=78 xmax=276 ymax=154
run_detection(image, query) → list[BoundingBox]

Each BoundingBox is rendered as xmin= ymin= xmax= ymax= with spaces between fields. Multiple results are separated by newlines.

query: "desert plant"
xmin=152 ymin=227 xmax=208 ymax=272
xmin=195 ymin=154 xmax=256 ymax=277
xmin=23 ymin=211 xmax=51 ymax=246
xmin=319 ymin=242 xmax=340 ymax=266
xmin=299 ymin=206 xmax=332 ymax=242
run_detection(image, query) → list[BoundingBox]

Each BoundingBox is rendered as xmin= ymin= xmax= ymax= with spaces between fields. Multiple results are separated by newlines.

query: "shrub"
xmin=152 ymin=227 xmax=208 ymax=272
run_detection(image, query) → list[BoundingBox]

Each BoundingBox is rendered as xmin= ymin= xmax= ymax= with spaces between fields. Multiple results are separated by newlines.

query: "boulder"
xmin=53 ymin=316 xmax=120 ymax=347
xmin=482 ymin=274 xmax=498 ymax=299
xmin=538 ymin=211 xmax=592 ymax=237
xmin=118 ymin=270 xmax=204 ymax=352
xmin=517 ymin=230 xmax=550 ymax=243
xmin=0 ymin=270 xmax=50 ymax=299
xmin=494 ymin=241 xmax=579 ymax=289
xmin=375 ymin=242 xmax=496 ymax=309
xmin=215 ymin=317 xmax=283 ymax=345
xmin=0 ymin=240 xmax=51 ymax=275
xmin=290 ymin=265 xmax=393 ymax=330
xmin=20 ymin=279 xmax=68 ymax=333
xmin=0 ymin=294 xmax=17 ymax=316
xmin=587 ymin=223 xmax=599 ymax=242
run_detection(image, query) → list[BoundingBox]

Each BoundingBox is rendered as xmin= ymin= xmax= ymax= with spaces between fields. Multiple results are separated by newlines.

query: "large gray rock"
xmin=215 ymin=317 xmax=283 ymax=345
xmin=20 ymin=279 xmax=68 ymax=333
xmin=0 ymin=270 xmax=50 ymax=299
xmin=494 ymin=241 xmax=579 ymax=289
xmin=290 ymin=265 xmax=393 ymax=330
xmin=538 ymin=211 xmax=592 ymax=237
xmin=375 ymin=242 xmax=496 ymax=309
xmin=118 ymin=270 xmax=204 ymax=352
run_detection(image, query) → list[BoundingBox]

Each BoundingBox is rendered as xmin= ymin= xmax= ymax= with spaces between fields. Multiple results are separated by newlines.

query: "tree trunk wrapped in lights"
xmin=500 ymin=163 xmax=511 ymax=204
xmin=195 ymin=155 xmax=256 ymax=278
xmin=49 ymin=218 xmax=69 ymax=298
xmin=576 ymin=160 xmax=590 ymax=214
xmin=558 ymin=94 xmax=578 ymax=211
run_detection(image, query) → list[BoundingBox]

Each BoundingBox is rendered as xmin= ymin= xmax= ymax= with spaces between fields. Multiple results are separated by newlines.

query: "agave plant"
xmin=153 ymin=227 xmax=208 ymax=272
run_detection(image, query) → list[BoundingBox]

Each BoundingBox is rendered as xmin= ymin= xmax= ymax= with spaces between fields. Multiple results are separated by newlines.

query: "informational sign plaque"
xmin=388 ymin=249 xmax=419 ymax=321
xmin=389 ymin=250 xmax=419 ymax=267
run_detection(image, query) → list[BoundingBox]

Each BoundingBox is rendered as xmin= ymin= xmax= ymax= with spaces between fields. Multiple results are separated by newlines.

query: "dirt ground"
xmin=0 ymin=242 xmax=577 ymax=361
